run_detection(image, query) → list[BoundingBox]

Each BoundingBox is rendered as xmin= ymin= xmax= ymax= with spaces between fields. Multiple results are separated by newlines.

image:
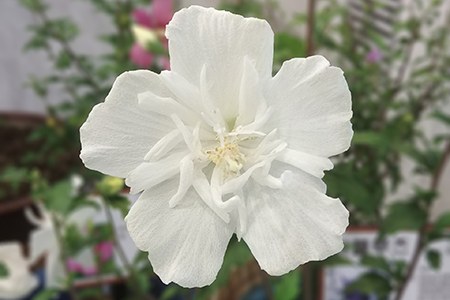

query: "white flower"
xmin=0 ymin=242 xmax=38 ymax=299
xmin=80 ymin=6 xmax=352 ymax=288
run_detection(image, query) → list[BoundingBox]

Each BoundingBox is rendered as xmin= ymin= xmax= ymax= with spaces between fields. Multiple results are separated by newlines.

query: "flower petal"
xmin=130 ymin=43 xmax=154 ymax=68
xmin=125 ymin=152 xmax=186 ymax=194
xmin=166 ymin=6 xmax=274 ymax=121
xmin=133 ymin=8 xmax=152 ymax=28
xmin=80 ymin=70 xmax=173 ymax=178
xmin=266 ymin=56 xmax=353 ymax=158
xmin=151 ymin=0 xmax=173 ymax=27
xmin=277 ymin=148 xmax=333 ymax=178
xmin=125 ymin=179 xmax=234 ymax=288
xmin=243 ymin=169 xmax=349 ymax=276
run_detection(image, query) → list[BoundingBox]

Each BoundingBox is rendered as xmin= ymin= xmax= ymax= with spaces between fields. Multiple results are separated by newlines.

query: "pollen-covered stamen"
xmin=206 ymin=139 xmax=245 ymax=177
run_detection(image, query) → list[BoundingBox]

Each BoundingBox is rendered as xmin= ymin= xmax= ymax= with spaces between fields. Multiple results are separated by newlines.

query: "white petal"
xmin=143 ymin=129 xmax=182 ymax=162
xmin=235 ymin=57 xmax=267 ymax=127
xmin=243 ymin=170 xmax=349 ymax=276
xmin=125 ymin=179 xmax=234 ymax=288
xmin=169 ymin=155 xmax=194 ymax=208
xmin=80 ymin=70 xmax=174 ymax=178
xmin=277 ymin=148 xmax=334 ymax=178
xmin=125 ymin=152 xmax=186 ymax=194
xmin=159 ymin=70 xmax=202 ymax=114
xmin=266 ymin=56 xmax=353 ymax=158
xmin=166 ymin=6 xmax=274 ymax=121
xmin=138 ymin=91 xmax=198 ymax=125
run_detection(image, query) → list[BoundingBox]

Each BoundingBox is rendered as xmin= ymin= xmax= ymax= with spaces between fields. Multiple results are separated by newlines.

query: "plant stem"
xmin=51 ymin=214 xmax=80 ymax=300
xmin=394 ymin=141 xmax=450 ymax=300
xmin=306 ymin=0 xmax=316 ymax=55
xmin=36 ymin=10 xmax=102 ymax=93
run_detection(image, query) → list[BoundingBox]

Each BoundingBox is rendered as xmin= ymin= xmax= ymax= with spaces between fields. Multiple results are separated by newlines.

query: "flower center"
xmin=206 ymin=139 xmax=245 ymax=177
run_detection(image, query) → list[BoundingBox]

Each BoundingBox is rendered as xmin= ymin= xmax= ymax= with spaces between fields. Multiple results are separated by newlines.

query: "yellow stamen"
xmin=206 ymin=140 xmax=245 ymax=176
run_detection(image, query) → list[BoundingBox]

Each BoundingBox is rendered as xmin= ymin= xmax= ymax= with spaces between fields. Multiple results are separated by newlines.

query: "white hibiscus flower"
xmin=80 ymin=6 xmax=352 ymax=288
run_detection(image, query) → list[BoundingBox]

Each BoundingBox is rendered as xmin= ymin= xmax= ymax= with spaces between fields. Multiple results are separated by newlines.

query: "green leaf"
xmin=90 ymin=0 xmax=115 ymax=14
xmin=434 ymin=213 xmax=450 ymax=231
xmin=352 ymin=131 xmax=386 ymax=147
xmin=325 ymin=163 xmax=383 ymax=216
xmin=324 ymin=254 xmax=352 ymax=266
xmin=70 ymin=197 xmax=101 ymax=214
xmin=0 ymin=167 xmax=29 ymax=192
xmin=50 ymin=19 xmax=79 ymax=41
xmin=146 ymin=40 xmax=167 ymax=56
xmin=382 ymin=202 xmax=427 ymax=233
xmin=361 ymin=255 xmax=390 ymax=273
xmin=429 ymin=212 xmax=450 ymax=240
xmin=64 ymin=224 xmax=88 ymax=255
xmin=274 ymin=32 xmax=306 ymax=65
xmin=390 ymin=260 xmax=407 ymax=281
xmin=24 ymin=34 xmax=48 ymax=51
xmin=134 ymin=271 xmax=150 ymax=296
xmin=426 ymin=249 xmax=441 ymax=269
xmin=55 ymin=51 xmax=72 ymax=69
xmin=432 ymin=110 xmax=450 ymax=126
xmin=42 ymin=180 xmax=72 ymax=215
xmin=160 ymin=285 xmax=181 ymax=300
xmin=413 ymin=186 xmax=437 ymax=205
xmin=346 ymin=272 xmax=392 ymax=298
xmin=273 ymin=270 xmax=301 ymax=300
xmin=405 ymin=147 xmax=442 ymax=174
xmin=0 ymin=262 xmax=8 ymax=278
xmin=33 ymin=289 xmax=58 ymax=300
xmin=28 ymin=76 xmax=48 ymax=97
xmin=105 ymin=194 xmax=130 ymax=216
xmin=19 ymin=0 xmax=46 ymax=12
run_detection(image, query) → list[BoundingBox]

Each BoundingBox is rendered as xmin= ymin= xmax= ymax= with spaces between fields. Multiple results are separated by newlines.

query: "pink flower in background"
xmin=94 ymin=241 xmax=114 ymax=262
xmin=82 ymin=266 xmax=98 ymax=277
xmin=133 ymin=0 xmax=173 ymax=28
xmin=66 ymin=258 xmax=98 ymax=276
xmin=66 ymin=258 xmax=83 ymax=273
xmin=130 ymin=0 xmax=173 ymax=68
xmin=130 ymin=44 xmax=154 ymax=68
xmin=366 ymin=47 xmax=383 ymax=64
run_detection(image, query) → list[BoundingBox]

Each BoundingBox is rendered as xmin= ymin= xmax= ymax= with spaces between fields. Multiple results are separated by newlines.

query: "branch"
xmin=306 ymin=0 xmax=316 ymax=55
xmin=394 ymin=141 xmax=450 ymax=300
xmin=36 ymin=10 xmax=102 ymax=93
xmin=52 ymin=214 xmax=80 ymax=300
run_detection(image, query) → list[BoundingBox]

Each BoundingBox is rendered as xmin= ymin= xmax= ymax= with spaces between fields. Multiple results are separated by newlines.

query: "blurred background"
xmin=1 ymin=0 xmax=450 ymax=299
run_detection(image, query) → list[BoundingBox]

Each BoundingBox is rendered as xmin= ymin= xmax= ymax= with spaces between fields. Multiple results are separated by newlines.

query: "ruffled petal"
xmin=266 ymin=56 xmax=353 ymax=159
xmin=80 ymin=70 xmax=173 ymax=178
xmin=125 ymin=152 xmax=187 ymax=194
xmin=243 ymin=170 xmax=349 ymax=276
xmin=125 ymin=179 xmax=234 ymax=288
xmin=166 ymin=6 xmax=274 ymax=121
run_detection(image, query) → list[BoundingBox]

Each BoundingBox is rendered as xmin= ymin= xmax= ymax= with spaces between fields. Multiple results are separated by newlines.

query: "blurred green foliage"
xmin=0 ymin=262 xmax=8 ymax=278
